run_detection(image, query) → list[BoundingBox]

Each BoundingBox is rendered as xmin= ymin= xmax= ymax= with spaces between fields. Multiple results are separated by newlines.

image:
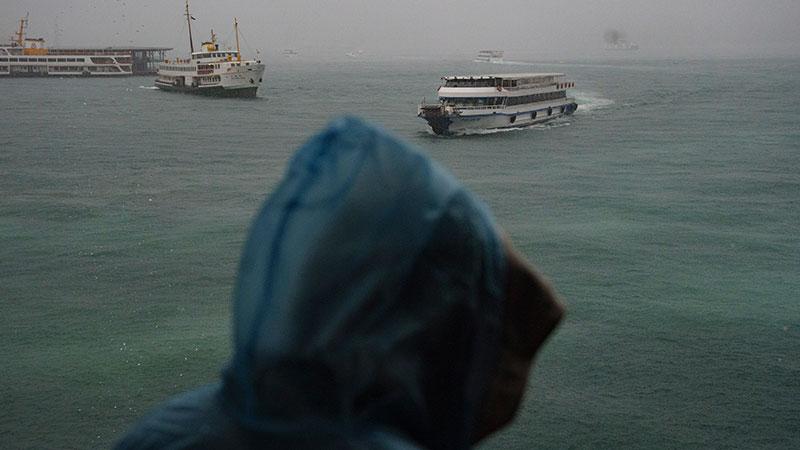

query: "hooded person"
xmin=115 ymin=117 xmax=564 ymax=450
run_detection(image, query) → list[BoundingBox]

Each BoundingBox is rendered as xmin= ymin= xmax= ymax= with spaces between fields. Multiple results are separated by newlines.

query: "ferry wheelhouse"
xmin=155 ymin=2 xmax=264 ymax=98
xmin=418 ymin=73 xmax=578 ymax=135
xmin=0 ymin=15 xmax=133 ymax=77
xmin=474 ymin=50 xmax=504 ymax=64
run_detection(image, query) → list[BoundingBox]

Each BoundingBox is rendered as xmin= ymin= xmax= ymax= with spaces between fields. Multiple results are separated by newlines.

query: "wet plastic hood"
xmin=221 ymin=116 xmax=507 ymax=449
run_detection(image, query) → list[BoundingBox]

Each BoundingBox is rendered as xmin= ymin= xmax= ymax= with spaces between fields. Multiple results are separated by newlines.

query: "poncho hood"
xmin=221 ymin=117 xmax=507 ymax=449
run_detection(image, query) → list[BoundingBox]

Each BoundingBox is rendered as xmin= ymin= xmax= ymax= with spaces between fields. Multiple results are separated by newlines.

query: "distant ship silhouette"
xmin=604 ymin=29 xmax=639 ymax=51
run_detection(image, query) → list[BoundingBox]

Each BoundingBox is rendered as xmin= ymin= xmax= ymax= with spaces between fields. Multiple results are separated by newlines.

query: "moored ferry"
xmin=0 ymin=15 xmax=133 ymax=77
xmin=418 ymin=73 xmax=578 ymax=135
xmin=155 ymin=1 xmax=265 ymax=98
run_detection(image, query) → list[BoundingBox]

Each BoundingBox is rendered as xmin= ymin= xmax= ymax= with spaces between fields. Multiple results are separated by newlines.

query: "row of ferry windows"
xmin=443 ymin=78 xmax=554 ymax=88
xmin=192 ymin=52 xmax=236 ymax=59
xmin=0 ymin=57 xmax=86 ymax=62
xmin=0 ymin=66 xmax=126 ymax=72
xmin=442 ymin=91 xmax=567 ymax=107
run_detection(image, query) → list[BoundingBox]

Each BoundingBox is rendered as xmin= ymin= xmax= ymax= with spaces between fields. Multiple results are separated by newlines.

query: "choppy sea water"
xmin=1 ymin=57 xmax=798 ymax=449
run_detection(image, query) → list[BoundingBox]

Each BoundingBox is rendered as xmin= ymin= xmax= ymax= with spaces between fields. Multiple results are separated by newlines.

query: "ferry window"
xmin=0 ymin=58 xmax=6 ymax=62
xmin=10 ymin=58 xmax=18 ymax=62
xmin=57 ymin=58 xmax=66 ymax=62
xmin=37 ymin=58 xmax=46 ymax=62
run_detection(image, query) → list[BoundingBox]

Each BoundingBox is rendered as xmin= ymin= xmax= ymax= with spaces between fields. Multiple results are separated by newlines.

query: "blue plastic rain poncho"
xmin=116 ymin=117 xmax=509 ymax=449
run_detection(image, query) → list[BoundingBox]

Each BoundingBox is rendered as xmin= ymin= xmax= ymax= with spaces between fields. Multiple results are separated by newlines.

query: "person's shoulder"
xmin=114 ymin=383 xmax=242 ymax=450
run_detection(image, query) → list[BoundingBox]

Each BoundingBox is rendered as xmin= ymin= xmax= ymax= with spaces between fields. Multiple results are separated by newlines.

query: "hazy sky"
xmin=3 ymin=0 xmax=799 ymax=59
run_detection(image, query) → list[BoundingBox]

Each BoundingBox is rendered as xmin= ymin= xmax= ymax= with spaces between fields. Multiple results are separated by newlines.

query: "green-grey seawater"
xmin=1 ymin=57 xmax=798 ymax=449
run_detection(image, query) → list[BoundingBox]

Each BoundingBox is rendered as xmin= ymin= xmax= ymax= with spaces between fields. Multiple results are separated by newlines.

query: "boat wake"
xmin=138 ymin=86 xmax=159 ymax=90
xmin=573 ymin=91 xmax=614 ymax=113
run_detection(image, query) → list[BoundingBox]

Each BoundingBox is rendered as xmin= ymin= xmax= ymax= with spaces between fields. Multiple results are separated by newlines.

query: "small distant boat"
xmin=282 ymin=49 xmax=299 ymax=57
xmin=474 ymin=50 xmax=504 ymax=64
xmin=418 ymin=72 xmax=577 ymax=135
xmin=345 ymin=50 xmax=364 ymax=58
xmin=154 ymin=1 xmax=265 ymax=98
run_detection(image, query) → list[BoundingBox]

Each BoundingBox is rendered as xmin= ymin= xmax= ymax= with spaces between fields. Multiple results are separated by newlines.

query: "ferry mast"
xmin=185 ymin=0 xmax=195 ymax=53
xmin=15 ymin=13 xmax=29 ymax=47
xmin=234 ymin=18 xmax=241 ymax=62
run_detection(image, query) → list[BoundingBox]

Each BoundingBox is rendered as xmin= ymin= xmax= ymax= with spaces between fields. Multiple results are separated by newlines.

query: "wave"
xmin=138 ymin=86 xmax=159 ymax=90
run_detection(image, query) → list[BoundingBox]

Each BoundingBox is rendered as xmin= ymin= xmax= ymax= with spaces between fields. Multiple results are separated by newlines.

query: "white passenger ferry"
xmin=155 ymin=2 xmax=265 ymax=98
xmin=0 ymin=15 xmax=132 ymax=77
xmin=474 ymin=50 xmax=504 ymax=64
xmin=418 ymin=73 xmax=578 ymax=135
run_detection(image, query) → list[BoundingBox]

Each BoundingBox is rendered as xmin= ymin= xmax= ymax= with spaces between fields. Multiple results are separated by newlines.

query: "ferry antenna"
xmin=15 ymin=13 xmax=29 ymax=47
xmin=185 ymin=0 xmax=195 ymax=53
xmin=234 ymin=18 xmax=241 ymax=62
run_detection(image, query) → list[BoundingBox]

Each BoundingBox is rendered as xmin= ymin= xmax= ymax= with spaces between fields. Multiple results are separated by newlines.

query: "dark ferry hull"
xmin=420 ymin=102 xmax=578 ymax=136
xmin=154 ymin=81 xmax=258 ymax=98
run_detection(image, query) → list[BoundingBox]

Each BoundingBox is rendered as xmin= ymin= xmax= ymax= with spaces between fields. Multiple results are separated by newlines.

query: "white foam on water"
xmin=573 ymin=91 xmax=614 ymax=113
xmin=138 ymin=86 xmax=159 ymax=90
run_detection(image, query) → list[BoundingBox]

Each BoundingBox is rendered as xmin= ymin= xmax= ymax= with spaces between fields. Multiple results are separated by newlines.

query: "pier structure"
xmin=46 ymin=46 xmax=171 ymax=75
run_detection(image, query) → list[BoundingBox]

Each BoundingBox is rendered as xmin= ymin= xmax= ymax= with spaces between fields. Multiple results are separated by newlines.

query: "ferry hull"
xmin=155 ymin=81 xmax=259 ymax=98
xmin=420 ymin=102 xmax=578 ymax=136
